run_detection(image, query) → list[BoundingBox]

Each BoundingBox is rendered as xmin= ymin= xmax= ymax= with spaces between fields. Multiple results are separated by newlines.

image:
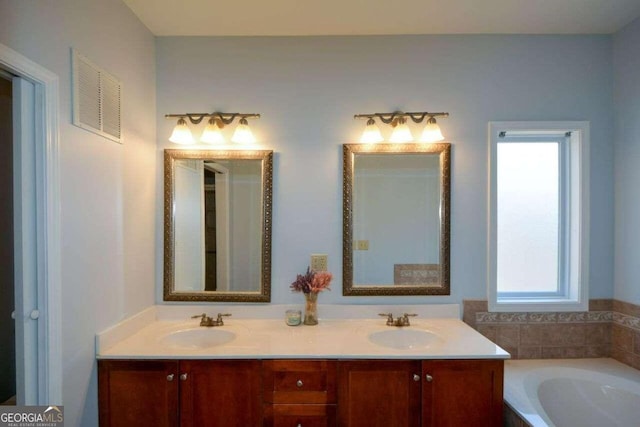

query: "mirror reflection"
xmin=343 ymin=143 xmax=450 ymax=296
xmin=164 ymin=150 xmax=272 ymax=302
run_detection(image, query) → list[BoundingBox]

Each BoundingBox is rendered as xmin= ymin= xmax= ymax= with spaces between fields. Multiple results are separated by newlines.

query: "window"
xmin=488 ymin=122 xmax=590 ymax=312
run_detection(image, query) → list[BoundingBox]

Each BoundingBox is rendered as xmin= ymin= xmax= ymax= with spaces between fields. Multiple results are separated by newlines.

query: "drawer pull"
xmin=425 ymin=374 xmax=433 ymax=382
xmin=180 ymin=373 xmax=188 ymax=381
xmin=296 ymin=380 xmax=303 ymax=388
xmin=297 ymin=424 xmax=302 ymax=427
xmin=413 ymin=374 xmax=420 ymax=382
xmin=167 ymin=374 xmax=174 ymax=382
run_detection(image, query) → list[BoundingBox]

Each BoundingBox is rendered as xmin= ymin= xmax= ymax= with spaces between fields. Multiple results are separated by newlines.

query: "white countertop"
xmin=96 ymin=304 xmax=509 ymax=360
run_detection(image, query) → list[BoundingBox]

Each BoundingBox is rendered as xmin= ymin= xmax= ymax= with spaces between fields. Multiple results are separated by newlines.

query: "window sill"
xmin=489 ymin=298 xmax=589 ymax=313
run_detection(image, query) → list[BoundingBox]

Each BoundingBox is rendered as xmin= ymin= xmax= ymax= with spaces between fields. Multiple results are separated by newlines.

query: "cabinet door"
xmin=98 ymin=360 xmax=179 ymax=427
xmin=421 ymin=360 xmax=503 ymax=427
xmin=337 ymin=360 xmax=421 ymax=427
xmin=179 ymin=360 xmax=262 ymax=427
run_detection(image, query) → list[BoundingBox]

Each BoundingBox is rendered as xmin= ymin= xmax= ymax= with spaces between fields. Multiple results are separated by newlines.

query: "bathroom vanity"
xmin=96 ymin=305 xmax=508 ymax=427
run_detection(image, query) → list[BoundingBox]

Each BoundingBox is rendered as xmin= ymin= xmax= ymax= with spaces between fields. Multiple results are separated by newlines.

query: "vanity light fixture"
xmin=419 ymin=116 xmax=445 ymax=142
xmin=166 ymin=112 xmax=260 ymax=145
xmin=200 ymin=118 xmax=225 ymax=144
xmin=354 ymin=111 xmax=449 ymax=143
xmin=168 ymin=117 xmax=194 ymax=144
xmin=231 ymin=118 xmax=257 ymax=144
xmin=360 ymin=118 xmax=384 ymax=144
xmin=389 ymin=117 xmax=413 ymax=143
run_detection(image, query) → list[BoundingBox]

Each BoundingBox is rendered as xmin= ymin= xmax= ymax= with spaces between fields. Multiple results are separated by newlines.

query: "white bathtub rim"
xmin=504 ymin=358 xmax=640 ymax=427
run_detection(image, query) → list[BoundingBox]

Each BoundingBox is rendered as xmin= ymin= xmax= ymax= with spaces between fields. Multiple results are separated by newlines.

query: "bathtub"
xmin=504 ymin=358 xmax=640 ymax=427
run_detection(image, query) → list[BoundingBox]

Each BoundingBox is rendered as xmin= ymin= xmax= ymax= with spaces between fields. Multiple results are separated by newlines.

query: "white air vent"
xmin=72 ymin=50 xmax=122 ymax=143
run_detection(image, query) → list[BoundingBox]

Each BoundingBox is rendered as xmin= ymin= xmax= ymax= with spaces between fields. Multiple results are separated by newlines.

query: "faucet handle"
xmin=191 ymin=313 xmax=207 ymax=320
xmin=402 ymin=313 xmax=417 ymax=326
xmin=216 ymin=313 xmax=231 ymax=325
xmin=379 ymin=313 xmax=394 ymax=325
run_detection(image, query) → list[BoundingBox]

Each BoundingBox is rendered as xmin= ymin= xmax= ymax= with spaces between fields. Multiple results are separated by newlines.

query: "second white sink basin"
xmin=368 ymin=329 xmax=441 ymax=350
xmin=160 ymin=328 xmax=236 ymax=350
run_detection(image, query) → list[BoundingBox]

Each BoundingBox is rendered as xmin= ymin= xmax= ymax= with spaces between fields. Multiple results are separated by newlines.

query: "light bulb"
xmin=169 ymin=118 xmax=194 ymax=144
xmin=389 ymin=117 xmax=413 ymax=143
xmin=231 ymin=118 xmax=257 ymax=144
xmin=419 ymin=117 xmax=445 ymax=142
xmin=201 ymin=118 xmax=225 ymax=144
xmin=360 ymin=118 xmax=384 ymax=143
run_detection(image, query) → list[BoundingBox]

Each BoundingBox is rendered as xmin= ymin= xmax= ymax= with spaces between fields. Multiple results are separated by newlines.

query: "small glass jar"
xmin=285 ymin=309 xmax=302 ymax=326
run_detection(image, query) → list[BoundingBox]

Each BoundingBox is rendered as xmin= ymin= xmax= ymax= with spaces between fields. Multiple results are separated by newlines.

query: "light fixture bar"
xmin=354 ymin=111 xmax=449 ymax=124
xmin=165 ymin=111 xmax=261 ymax=145
xmin=165 ymin=112 xmax=260 ymax=125
xmin=354 ymin=110 xmax=450 ymax=144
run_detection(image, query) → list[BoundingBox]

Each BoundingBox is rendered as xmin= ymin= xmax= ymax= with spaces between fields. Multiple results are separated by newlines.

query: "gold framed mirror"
xmin=164 ymin=149 xmax=273 ymax=302
xmin=343 ymin=143 xmax=451 ymax=296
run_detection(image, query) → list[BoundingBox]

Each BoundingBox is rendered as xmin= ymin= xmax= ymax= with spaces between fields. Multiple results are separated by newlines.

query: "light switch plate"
xmin=310 ymin=254 xmax=328 ymax=271
xmin=357 ymin=240 xmax=369 ymax=250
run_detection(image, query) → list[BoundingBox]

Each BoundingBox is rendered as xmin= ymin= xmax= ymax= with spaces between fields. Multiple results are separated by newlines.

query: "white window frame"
xmin=487 ymin=121 xmax=590 ymax=312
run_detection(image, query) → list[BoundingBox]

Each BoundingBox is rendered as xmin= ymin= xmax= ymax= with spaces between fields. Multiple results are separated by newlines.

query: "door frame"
xmin=0 ymin=42 xmax=62 ymax=404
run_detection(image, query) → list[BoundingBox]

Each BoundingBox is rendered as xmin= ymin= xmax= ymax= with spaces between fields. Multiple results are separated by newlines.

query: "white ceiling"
xmin=123 ymin=0 xmax=640 ymax=36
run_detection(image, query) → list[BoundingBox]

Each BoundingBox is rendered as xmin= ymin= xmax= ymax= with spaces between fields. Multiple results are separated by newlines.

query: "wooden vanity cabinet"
xmin=262 ymin=360 xmax=337 ymax=427
xmin=99 ymin=358 xmax=502 ymax=427
xmin=180 ymin=360 xmax=262 ymax=427
xmin=98 ymin=359 xmax=262 ymax=427
xmin=337 ymin=360 xmax=422 ymax=427
xmin=337 ymin=359 xmax=503 ymax=427
xmin=98 ymin=360 xmax=179 ymax=427
xmin=422 ymin=360 xmax=503 ymax=427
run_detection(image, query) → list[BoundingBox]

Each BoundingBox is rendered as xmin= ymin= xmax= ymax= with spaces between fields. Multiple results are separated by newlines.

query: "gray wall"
xmin=1 ymin=0 xmax=157 ymax=425
xmin=157 ymin=35 xmax=615 ymax=305
xmin=614 ymin=17 xmax=640 ymax=304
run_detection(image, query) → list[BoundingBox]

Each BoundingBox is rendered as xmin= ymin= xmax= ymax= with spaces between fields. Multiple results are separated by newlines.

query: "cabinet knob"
xmin=180 ymin=373 xmax=188 ymax=381
xmin=296 ymin=380 xmax=303 ymax=388
xmin=425 ymin=374 xmax=433 ymax=382
xmin=297 ymin=424 xmax=302 ymax=427
xmin=413 ymin=374 xmax=420 ymax=382
xmin=167 ymin=374 xmax=174 ymax=382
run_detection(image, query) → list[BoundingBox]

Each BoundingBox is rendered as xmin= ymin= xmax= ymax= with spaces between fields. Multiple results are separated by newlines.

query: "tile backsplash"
xmin=611 ymin=300 xmax=640 ymax=369
xmin=464 ymin=299 xmax=640 ymax=369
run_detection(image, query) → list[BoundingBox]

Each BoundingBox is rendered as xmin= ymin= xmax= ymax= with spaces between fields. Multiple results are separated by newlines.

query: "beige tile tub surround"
xmin=463 ymin=299 xmax=624 ymax=360
xmin=611 ymin=300 xmax=640 ymax=369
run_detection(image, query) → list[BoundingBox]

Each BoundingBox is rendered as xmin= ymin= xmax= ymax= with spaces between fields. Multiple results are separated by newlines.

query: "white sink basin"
xmin=160 ymin=328 xmax=236 ymax=349
xmin=368 ymin=329 xmax=440 ymax=350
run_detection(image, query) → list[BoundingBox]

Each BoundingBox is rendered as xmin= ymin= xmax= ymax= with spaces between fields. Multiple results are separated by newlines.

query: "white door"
xmin=12 ymin=75 xmax=40 ymax=405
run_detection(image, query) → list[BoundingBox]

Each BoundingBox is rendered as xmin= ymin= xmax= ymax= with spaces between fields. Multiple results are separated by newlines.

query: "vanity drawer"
xmin=263 ymin=360 xmax=337 ymax=404
xmin=263 ymin=404 xmax=337 ymax=427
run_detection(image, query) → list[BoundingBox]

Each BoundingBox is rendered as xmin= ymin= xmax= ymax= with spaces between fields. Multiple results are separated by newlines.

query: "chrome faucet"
xmin=192 ymin=313 xmax=231 ymax=327
xmin=378 ymin=313 xmax=417 ymax=327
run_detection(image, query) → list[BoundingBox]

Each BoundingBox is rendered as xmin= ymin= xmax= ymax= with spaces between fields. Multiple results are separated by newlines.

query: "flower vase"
xmin=303 ymin=292 xmax=319 ymax=325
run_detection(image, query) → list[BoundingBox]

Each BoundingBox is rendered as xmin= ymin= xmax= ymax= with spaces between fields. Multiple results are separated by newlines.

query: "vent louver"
xmin=72 ymin=50 xmax=122 ymax=143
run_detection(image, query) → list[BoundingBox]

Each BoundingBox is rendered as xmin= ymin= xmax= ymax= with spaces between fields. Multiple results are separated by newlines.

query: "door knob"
xmin=30 ymin=310 xmax=39 ymax=320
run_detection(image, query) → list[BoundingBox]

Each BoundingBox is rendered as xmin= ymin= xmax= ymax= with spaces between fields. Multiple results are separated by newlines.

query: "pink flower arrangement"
xmin=290 ymin=267 xmax=333 ymax=294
